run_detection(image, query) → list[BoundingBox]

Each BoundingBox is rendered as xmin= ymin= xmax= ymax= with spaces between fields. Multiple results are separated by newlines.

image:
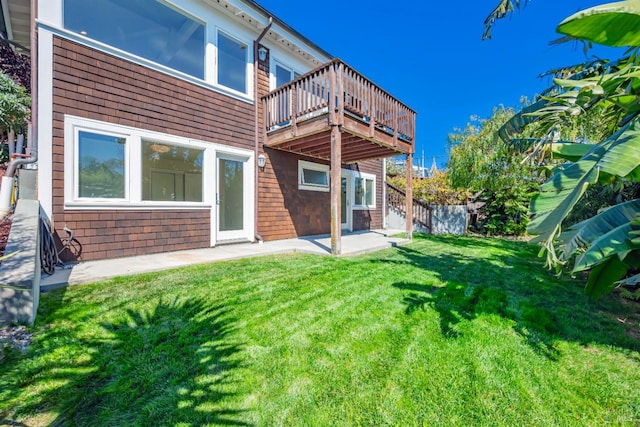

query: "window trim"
xmin=54 ymin=2 xmax=257 ymax=104
xmin=352 ymin=172 xmax=376 ymax=209
xmin=216 ymin=29 xmax=249 ymax=95
xmin=298 ymin=160 xmax=330 ymax=192
xmin=63 ymin=0 xmax=206 ymax=80
xmin=64 ymin=115 xmax=212 ymax=209
xmin=74 ymin=127 xmax=130 ymax=202
xmin=272 ymin=59 xmax=301 ymax=90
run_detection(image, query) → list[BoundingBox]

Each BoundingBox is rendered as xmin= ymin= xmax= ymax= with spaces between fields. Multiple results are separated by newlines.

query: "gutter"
xmin=0 ymin=0 xmax=37 ymax=219
xmin=253 ymin=17 xmax=272 ymax=243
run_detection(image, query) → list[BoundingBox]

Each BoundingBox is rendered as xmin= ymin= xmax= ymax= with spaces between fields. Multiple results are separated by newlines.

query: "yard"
xmin=1 ymin=234 xmax=639 ymax=426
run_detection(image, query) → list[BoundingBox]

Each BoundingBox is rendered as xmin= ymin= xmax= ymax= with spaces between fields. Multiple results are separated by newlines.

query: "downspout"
xmin=0 ymin=0 xmax=38 ymax=219
xmin=253 ymin=17 xmax=272 ymax=243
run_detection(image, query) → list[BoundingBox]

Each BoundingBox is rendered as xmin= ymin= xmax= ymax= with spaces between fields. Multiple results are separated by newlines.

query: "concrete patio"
xmin=41 ymin=229 xmax=409 ymax=291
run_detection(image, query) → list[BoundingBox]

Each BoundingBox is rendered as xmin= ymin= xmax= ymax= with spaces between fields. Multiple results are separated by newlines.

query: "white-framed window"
xmin=299 ymin=160 xmax=329 ymax=192
xmin=65 ymin=116 xmax=210 ymax=208
xmin=353 ymin=172 xmax=376 ymax=209
xmin=217 ymin=30 xmax=248 ymax=94
xmin=142 ymin=140 xmax=204 ymax=202
xmin=63 ymin=0 xmax=206 ymax=79
xmin=76 ymin=129 xmax=128 ymax=201
xmin=274 ymin=61 xmax=300 ymax=89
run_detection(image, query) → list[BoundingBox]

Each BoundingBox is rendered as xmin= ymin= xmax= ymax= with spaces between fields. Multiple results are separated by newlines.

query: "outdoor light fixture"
xmin=257 ymin=154 xmax=267 ymax=169
xmin=258 ymin=46 xmax=268 ymax=62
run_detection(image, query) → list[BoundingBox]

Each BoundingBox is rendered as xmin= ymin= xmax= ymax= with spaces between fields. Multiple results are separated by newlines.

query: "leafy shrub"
xmin=471 ymin=184 xmax=537 ymax=236
xmin=388 ymin=171 xmax=470 ymax=206
xmin=0 ymin=71 xmax=30 ymax=133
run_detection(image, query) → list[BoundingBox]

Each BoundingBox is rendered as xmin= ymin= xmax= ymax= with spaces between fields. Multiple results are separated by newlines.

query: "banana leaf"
xmin=497 ymin=99 xmax=548 ymax=143
xmin=557 ymin=0 xmax=640 ymax=47
xmin=528 ymin=117 xmax=640 ymax=243
xmin=616 ymin=272 xmax=640 ymax=286
xmin=559 ymin=199 xmax=640 ymax=260
xmin=550 ymin=142 xmax=593 ymax=161
xmin=573 ymin=222 xmax=635 ymax=272
xmin=584 ymin=255 xmax=630 ymax=298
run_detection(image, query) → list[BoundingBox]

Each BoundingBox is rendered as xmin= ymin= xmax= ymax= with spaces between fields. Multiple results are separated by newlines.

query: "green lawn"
xmin=1 ymin=234 xmax=639 ymax=426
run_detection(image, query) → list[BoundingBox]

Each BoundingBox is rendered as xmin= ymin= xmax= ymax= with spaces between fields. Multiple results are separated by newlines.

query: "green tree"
xmin=0 ymin=71 xmax=30 ymax=133
xmin=388 ymin=170 xmax=469 ymax=206
xmin=447 ymin=106 xmax=539 ymax=236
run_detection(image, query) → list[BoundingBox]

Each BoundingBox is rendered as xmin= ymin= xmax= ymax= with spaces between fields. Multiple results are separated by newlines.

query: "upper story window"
xmin=63 ymin=0 xmax=205 ymax=79
xmin=218 ymin=31 xmax=247 ymax=94
xmin=274 ymin=62 xmax=300 ymax=88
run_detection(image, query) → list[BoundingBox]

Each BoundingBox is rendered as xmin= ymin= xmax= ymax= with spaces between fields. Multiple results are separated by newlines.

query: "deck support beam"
xmin=405 ymin=153 xmax=413 ymax=240
xmin=330 ymin=124 xmax=342 ymax=255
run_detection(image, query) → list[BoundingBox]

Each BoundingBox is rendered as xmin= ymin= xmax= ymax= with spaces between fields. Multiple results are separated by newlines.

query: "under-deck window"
xmin=354 ymin=174 xmax=376 ymax=209
xmin=63 ymin=0 xmax=205 ymax=79
xmin=299 ymin=160 xmax=329 ymax=192
xmin=218 ymin=31 xmax=247 ymax=93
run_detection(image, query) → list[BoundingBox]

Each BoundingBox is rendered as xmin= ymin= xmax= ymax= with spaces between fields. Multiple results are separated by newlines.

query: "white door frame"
xmin=211 ymin=148 xmax=254 ymax=245
xmin=341 ymin=170 xmax=352 ymax=232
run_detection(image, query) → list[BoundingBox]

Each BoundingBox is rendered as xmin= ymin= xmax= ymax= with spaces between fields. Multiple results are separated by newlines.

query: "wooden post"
xmin=330 ymin=124 xmax=342 ymax=255
xmin=405 ymin=153 xmax=413 ymax=240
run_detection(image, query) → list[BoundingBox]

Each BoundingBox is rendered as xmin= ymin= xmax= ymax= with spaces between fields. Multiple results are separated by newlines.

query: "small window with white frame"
xmin=353 ymin=173 xmax=376 ymax=209
xmin=299 ymin=160 xmax=329 ymax=192
xmin=274 ymin=61 xmax=300 ymax=89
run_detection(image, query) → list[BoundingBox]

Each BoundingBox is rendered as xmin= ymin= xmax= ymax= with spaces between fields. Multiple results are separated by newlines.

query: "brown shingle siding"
xmin=52 ymin=36 xmax=247 ymax=261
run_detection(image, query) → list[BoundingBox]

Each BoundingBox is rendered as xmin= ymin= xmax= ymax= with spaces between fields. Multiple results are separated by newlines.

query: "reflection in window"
xmin=302 ymin=168 xmax=328 ymax=187
xmin=276 ymin=63 xmax=293 ymax=88
xmin=365 ymin=178 xmax=374 ymax=206
xmin=299 ymin=160 xmax=329 ymax=191
xmin=142 ymin=141 xmax=203 ymax=201
xmin=64 ymin=0 xmax=205 ymax=79
xmin=78 ymin=131 xmax=126 ymax=198
xmin=218 ymin=32 xmax=247 ymax=93
xmin=355 ymin=176 xmax=375 ymax=207
xmin=219 ymin=158 xmax=244 ymax=231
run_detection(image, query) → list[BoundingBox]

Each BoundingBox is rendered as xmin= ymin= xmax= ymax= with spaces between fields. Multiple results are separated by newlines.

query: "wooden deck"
xmin=262 ymin=59 xmax=415 ymax=163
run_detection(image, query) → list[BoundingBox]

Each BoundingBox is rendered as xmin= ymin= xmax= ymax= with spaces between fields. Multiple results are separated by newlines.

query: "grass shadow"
xmin=0 ymin=295 xmax=250 ymax=426
xmin=379 ymin=234 xmax=640 ymax=357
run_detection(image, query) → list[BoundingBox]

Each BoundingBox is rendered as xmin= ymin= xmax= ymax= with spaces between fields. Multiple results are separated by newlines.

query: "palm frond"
xmin=483 ymin=0 xmax=528 ymax=40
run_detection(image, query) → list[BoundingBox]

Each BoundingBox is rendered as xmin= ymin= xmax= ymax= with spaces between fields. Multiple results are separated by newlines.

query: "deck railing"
xmin=386 ymin=182 xmax=431 ymax=232
xmin=262 ymin=59 xmax=415 ymax=144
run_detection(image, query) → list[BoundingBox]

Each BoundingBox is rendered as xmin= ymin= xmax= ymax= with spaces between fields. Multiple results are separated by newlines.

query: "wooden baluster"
xmin=291 ymin=82 xmax=298 ymax=136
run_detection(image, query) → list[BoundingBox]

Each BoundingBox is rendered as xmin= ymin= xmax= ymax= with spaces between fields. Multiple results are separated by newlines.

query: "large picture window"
xmin=66 ymin=117 xmax=210 ymax=207
xmin=64 ymin=0 xmax=205 ymax=79
xmin=218 ymin=31 xmax=247 ymax=93
xmin=142 ymin=141 xmax=203 ymax=202
xmin=77 ymin=131 xmax=126 ymax=199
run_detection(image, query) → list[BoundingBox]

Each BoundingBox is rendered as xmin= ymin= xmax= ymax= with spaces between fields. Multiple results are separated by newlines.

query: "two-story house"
xmin=3 ymin=0 xmax=416 ymax=261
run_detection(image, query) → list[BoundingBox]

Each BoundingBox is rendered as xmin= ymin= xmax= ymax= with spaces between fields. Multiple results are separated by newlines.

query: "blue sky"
xmin=256 ymin=0 xmax=624 ymax=168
